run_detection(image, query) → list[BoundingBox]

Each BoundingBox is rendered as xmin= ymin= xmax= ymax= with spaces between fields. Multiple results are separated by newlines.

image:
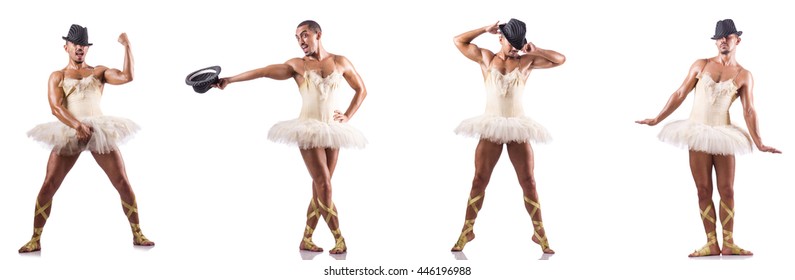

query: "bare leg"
xmin=300 ymin=148 xmax=346 ymax=254
xmin=451 ymin=139 xmax=503 ymax=251
xmin=507 ymin=142 xmax=554 ymax=254
xmin=300 ymin=148 xmax=339 ymax=252
xmin=92 ymin=150 xmax=154 ymax=246
xmin=688 ymin=150 xmax=720 ymax=257
xmin=714 ymin=155 xmax=752 ymax=255
xmin=19 ymin=151 xmax=81 ymax=253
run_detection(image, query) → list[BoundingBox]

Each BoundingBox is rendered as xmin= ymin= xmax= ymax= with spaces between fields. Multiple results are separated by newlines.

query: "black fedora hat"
xmin=498 ymin=18 xmax=528 ymax=50
xmin=62 ymin=24 xmax=93 ymax=46
xmin=711 ymin=19 xmax=742 ymax=40
xmin=185 ymin=66 xmax=222 ymax=94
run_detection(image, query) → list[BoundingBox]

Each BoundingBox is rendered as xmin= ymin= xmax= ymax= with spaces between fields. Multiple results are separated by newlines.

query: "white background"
xmin=1 ymin=0 xmax=792 ymax=279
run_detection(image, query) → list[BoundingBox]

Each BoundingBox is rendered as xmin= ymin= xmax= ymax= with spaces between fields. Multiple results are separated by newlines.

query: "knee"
xmin=471 ymin=173 xmax=491 ymax=191
xmin=518 ymin=175 xmax=537 ymax=190
xmin=695 ymin=186 xmax=713 ymax=200
xmin=111 ymin=176 xmax=133 ymax=192
xmin=312 ymin=177 xmax=332 ymax=193
xmin=38 ymin=180 xmax=61 ymax=198
xmin=717 ymin=184 xmax=734 ymax=199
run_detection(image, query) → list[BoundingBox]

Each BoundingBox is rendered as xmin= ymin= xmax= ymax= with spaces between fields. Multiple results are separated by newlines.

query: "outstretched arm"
xmin=48 ymin=72 xmax=92 ymax=142
xmin=636 ymin=59 xmax=704 ymax=126
xmin=520 ymin=42 xmax=566 ymax=69
xmin=738 ymin=71 xmax=781 ymax=153
xmin=453 ymin=22 xmax=498 ymax=65
xmin=334 ymin=56 xmax=366 ymax=123
xmin=215 ymin=60 xmax=298 ymax=90
xmin=104 ymin=33 xmax=134 ymax=85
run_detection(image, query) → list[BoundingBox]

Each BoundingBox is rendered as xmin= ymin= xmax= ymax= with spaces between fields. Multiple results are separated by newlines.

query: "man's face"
xmin=295 ymin=25 xmax=320 ymax=56
xmin=499 ymin=35 xmax=520 ymax=58
xmin=715 ymin=33 xmax=741 ymax=55
xmin=64 ymin=41 xmax=89 ymax=64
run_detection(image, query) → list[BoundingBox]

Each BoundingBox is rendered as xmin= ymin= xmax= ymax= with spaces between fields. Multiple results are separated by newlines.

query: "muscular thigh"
xmin=300 ymin=148 xmax=331 ymax=180
xmin=474 ymin=139 xmax=503 ymax=175
xmin=506 ymin=142 xmax=535 ymax=177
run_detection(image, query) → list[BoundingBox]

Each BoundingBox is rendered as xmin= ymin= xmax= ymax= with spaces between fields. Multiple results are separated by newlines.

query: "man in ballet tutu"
xmin=19 ymin=24 xmax=154 ymax=253
xmin=214 ymin=20 xmax=367 ymax=254
xmin=637 ymin=19 xmax=781 ymax=257
xmin=450 ymin=19 xmax=565 ymax=253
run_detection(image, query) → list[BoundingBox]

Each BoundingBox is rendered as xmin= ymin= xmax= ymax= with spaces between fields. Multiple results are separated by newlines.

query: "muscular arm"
xmin=337 ymin=56 xmax=366 ymax=121
xmin=453 ymin=23 xmax=496 ymax=65
xmin=216 ymin=59 xmax=298 ymax=89
xmin=738 ymin=71 xmax=781 ymax=153
xmin=48 ymin=71 xmax=92 ymax=140
xmin=520 ymin=44 xmax=566 ymax=69
xmin=636 ymin=59 xmax=705 ymax=125
xmin=104 ymin=33 xmax=134 ymax=85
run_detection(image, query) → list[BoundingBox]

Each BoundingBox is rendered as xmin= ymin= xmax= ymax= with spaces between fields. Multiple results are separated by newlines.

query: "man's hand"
xmin=333 ymin=110 xmax=349 ymax=123
xmin=75 ymin=124 xmax=93 ymax=145
xmin=522 ymin=42 xmax=537 ymax=54
xmin=635 ymin=118 xmax=660 ymax=126
xmin=213 ymin=78 xmax=230 ymax=90
xmin=118 ymin=33 xmax=130 ymax=47
xmin=758 ymin=145 xmax=782 ymax=154
xmin=485 ymin=21 xmax=500 ymax=34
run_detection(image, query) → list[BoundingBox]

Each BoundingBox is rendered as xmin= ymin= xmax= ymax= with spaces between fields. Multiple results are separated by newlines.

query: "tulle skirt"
xmin=27 ymin=116 xmax=139 ymax=155
xmin=267 ymin=118 xmax=367 ymax=149
xmin=455 ymin=115 xmax=552 ymax=144
xmin=658 ymin=119 xmax=752 ymax=155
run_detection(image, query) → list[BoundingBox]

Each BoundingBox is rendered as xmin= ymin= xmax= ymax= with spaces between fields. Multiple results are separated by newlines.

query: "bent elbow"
xmin=50 ymin=106 xmax=60 ymax=117
xmin=556 ymin=54 xmax=567 ymax=65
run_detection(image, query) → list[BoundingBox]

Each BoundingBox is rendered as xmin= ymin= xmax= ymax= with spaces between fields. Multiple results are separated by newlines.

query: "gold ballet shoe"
xmin=19 ymin=228 xmax=44 ymax=253
xmin=19 ymin=199 xmax=52 ymax=253
xmin=689 ymin=204 xmax=719 ymax=257
xmin=690 ymin=231 xmax=718 ymax=257
xmin=451 ymin=220 xmax=475 ymax=251
xmin=318 ymin=199 xmax=346 ymax=254
xmin=719 ymin=201 xmax=752 ymax=256
xmin=452 ymin=194 xmax=481 ymax=251
xmin=130 ymin=223 xmax=154 ymax=246
xmin=330 ymin=229 xmax=347 ymax=254
xmin=301 ymin=200 xmax=323 ymax=251
xmin=524 ymin=196 xmax=552 ymax=253
xmin=122 ymin=199 xmax=154 ymax=246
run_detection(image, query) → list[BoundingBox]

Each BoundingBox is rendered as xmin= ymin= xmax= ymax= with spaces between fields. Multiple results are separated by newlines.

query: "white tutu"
xmin=455 ymin=115 xmax=552 ymax=144
xmin=267 ymin=119 xmax=367 ymax=149
xmin=27 ymin=116 xmax=139 ymax=155
xmin=658 ymin=119 xmax=752 ymax=155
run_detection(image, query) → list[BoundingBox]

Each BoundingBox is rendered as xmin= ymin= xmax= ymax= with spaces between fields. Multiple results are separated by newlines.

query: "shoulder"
xmin=481 ymin=48 xmax=496 ymax=58
xmin=283 ymin=58 xmax=303 ymax=72
xmin=687 ymin=58 xmax=710 ymax=77
xmin=93 ymin=65 xmax=109 ymax=75
xmin=691 ymin=58 xmax=709 ymax=70
xmin=736 ymin=67 xmax=753 ymax=86
xmin=49 ymin=70 xmax=64 ymax=80
xmin=333 ymin=54 xmax=351 ymax=65
xmin=285 ymin=57 xmax=303 ymax=65
xmin=332 ymin=54 xmax=357 ymax=71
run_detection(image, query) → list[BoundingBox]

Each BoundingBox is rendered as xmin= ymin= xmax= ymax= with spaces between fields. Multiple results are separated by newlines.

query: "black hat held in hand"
xmin=185 ymin=66 xmax=222 ymax=94
xmin=62 ymin=24 xmax=93 ymax=46
xmin=499 ymin=18 xmax=528 ymax=50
